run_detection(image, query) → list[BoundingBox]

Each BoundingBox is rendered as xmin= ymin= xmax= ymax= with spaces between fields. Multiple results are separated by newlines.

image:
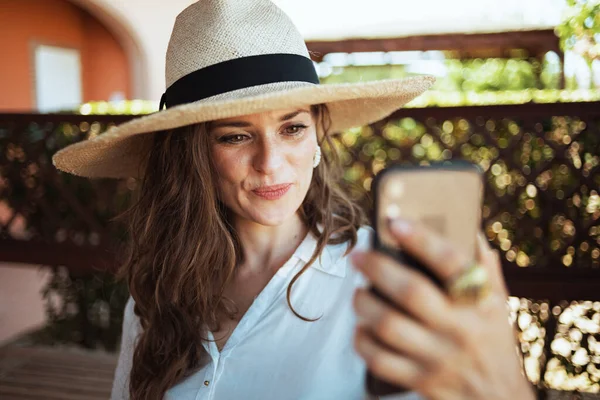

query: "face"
xmin=208 ymin=106 xmax=319 ymax=226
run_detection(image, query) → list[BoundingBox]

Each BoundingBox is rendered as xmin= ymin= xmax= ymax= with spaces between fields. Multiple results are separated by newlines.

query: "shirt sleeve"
xmin=350 ymin=226 xmax=373 ymax=289
xmin=110 ymin=296 xmax=141 ymax=400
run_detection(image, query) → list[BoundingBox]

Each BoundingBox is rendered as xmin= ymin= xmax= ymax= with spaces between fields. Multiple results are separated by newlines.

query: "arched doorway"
xmin=0 ymin=0 xmax=146 ymax=112
xmin=67 ymin=0 xmax=148 ymax=101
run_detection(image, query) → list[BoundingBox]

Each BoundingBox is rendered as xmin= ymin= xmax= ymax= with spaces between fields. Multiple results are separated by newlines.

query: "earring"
xmin=313 ymin=146 xmax=322 ymax=168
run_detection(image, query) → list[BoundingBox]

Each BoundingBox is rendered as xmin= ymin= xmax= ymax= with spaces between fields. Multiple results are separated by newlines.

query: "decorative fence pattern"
xmin=336 ymin=103 xmax=600 ymax=301
xmin=0 ymin=114 xmax=133 ymax=350
xmin=1 ymin=102 xmax=599 ymax=396
xmin=334 ymin=102 xmax=600 ymax=396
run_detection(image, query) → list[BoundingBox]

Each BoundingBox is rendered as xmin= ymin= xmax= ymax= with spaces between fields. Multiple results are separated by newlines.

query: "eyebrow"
xmin=210 ymin=109 xmax=310 ymax=129
xmin=210 ymin=120 xmax=252 ymax=129
xmin=278 ymin=109 xmax=310 ymax=122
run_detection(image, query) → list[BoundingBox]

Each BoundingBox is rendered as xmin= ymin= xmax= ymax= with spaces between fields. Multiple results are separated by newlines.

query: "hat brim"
xmin=52 ymin=75 xmax=435 ymax=179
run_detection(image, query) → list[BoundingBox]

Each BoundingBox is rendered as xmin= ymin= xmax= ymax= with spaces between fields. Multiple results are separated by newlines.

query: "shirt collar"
xmin=293 ymin=230 xmax=347 ymax=278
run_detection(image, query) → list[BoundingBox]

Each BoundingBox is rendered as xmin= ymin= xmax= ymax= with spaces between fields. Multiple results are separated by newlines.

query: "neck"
xmin=233 ymin=213 xmax=308 ymax=276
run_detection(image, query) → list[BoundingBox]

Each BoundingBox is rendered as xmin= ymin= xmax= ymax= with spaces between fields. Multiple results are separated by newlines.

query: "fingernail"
xmin=390 ymin=218 xmax=413 ymax=236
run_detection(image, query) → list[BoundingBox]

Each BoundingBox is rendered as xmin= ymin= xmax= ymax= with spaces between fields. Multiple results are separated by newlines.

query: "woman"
xmin=53 ymin=1 xmax=535 ymax=399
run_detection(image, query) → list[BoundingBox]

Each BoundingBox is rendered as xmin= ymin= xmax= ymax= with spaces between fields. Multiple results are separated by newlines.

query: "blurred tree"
xmin=541 ymin=52 xmax=563 ymax=90
xmin=555 ymin=0 xmax=600 ymax=62
xmin=321 ymin=57 xmax=561 ymax=91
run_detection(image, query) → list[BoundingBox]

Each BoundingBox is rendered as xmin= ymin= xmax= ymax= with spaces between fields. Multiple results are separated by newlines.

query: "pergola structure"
xmin=306 ymin=29 xmax=561 ymax=60
xmin=306 ymin=29 xmax=564 ymax=87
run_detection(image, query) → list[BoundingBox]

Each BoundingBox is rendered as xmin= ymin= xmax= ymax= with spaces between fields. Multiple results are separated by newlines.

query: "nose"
xmin=253 ymin=138 xmax=284 ymax=175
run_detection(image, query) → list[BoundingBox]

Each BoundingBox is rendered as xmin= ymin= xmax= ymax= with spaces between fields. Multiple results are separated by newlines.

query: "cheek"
xmin=290 ymin=134 xmax=317 ymax=183
xmin=292 ymin=140 xmax=316 ymax=166
xmin=212 ymin=148 xmax=236 ymax=177
xmin=211 ymin=147 xmax=248 ymax=193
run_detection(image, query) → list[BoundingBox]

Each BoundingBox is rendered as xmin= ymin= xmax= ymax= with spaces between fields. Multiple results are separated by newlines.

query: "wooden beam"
xmin=384 ymin=101 xmax=600 ymax=123
xmin=0 ymin=239 xmax=119 ymax=276
xmin=504 ymin=268 xmax=600 ymax=302
xmin=307 ymin=29 xmax=561 ymax=61
xmin=2 ymin=240 xmax=600 ymax=301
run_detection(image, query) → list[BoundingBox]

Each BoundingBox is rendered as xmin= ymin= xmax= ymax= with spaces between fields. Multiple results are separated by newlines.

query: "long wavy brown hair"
xmin=117 ymin=104 xmax=366 ymax=399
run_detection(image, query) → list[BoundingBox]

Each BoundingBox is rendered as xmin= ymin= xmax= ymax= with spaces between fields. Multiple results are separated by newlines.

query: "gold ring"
xmin=446 ymin=262 xmax=491 ymax=304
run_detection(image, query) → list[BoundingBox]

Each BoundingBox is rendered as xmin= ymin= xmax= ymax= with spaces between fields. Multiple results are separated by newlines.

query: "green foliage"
xmin=321 ymin=64 xmax=410 ymax=84
xmin=438 ymin=59 xmax=538 ymax=91
xmin=320 ymin=57 xmax=561 ymax=91
xmin=406 ymin=89 xmax=600 ymax=108
xmin=541 ymin=54 xmax=563 ymax=90
xmin=75 ymin=88 xmax=600 ymax=119
xmin=79 ymin=100 xmax=156 ymax=115
xmin=1 ymin=118 xmax=135 ymax=350
xmin=555 ymin=0 xmax=600 ymax=61
xmin=27 ymin=269 xmax=129 ymax=351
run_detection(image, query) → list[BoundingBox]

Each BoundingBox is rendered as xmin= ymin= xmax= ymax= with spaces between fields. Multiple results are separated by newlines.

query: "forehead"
xmin=212 ymin=106 xmax=313 ymax=127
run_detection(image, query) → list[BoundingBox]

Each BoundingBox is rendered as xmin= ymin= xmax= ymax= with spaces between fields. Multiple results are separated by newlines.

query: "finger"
xmin=388 ymin=219 xmax=469 ymax=283
xmin=354 ymin=325 xmax=422 ymax=389
xmin=475 ymin=231 xmax=490 ymax=261
xmin=352 ymin=251 xmax=454 ymax=331
xmin=476 ymin=233 xmax=508 ymax=297
xmin=353 ymin=288 xmax=452 ymax=366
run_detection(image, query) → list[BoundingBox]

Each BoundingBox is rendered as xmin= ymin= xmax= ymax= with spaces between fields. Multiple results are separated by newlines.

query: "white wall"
xmin=0 ymin=265 xmax=51 ymax=345
xmin=273 ymin=0 xmax=564 ymax=39
xmin=70 ymin=0 xmax=195 ymax=102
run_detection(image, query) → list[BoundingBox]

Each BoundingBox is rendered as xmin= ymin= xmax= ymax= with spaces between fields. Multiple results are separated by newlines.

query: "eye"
xmin=219 ymin=134 xmax=248 ymax=144
xmin=283 ymin=124 xmax=308 ymax=135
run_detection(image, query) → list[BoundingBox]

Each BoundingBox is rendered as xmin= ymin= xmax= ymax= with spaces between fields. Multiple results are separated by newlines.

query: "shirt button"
xmin=204 ymin=380 xmax=210 ymax=387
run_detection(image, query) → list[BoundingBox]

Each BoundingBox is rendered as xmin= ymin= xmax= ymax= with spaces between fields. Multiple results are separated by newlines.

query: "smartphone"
xmin=367 ymin=161 xmax=484 ymax=396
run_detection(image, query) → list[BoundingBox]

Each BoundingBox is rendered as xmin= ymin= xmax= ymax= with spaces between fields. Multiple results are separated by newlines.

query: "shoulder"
xmin=322 ymin=226 xmax=372 ymax=284
xmin=122 ymin=296 xmax=142 ymax=340
xmin=326 ymin=225 xmax=372 ymax=259
xmin=124 ymin=296 xmax=136 ymax=322
xmin=348 ymin=226 xmax=372 ymax=287
xmin=354 ymin=225 xmax=373 ymax=253
xmin=110 ymin=296 xmax=141 ymax=400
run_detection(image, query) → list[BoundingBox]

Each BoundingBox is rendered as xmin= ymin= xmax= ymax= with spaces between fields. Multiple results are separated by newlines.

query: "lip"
xmin=252 ymin=183 xmax=292 ymax=200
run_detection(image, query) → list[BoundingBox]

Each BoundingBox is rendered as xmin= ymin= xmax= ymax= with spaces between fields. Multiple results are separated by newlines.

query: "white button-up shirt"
xmin=111 ymin=227 xmax=421 ymax=400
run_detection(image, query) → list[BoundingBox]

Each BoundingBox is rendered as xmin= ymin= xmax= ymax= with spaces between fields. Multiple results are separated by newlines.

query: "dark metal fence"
xmin=1 ymin=102 xmax=599 ymax=395
xmin=332 ymin=102 xmax=600 ymax=396
xmin=337 ymin=102 xmax=600 ymax=301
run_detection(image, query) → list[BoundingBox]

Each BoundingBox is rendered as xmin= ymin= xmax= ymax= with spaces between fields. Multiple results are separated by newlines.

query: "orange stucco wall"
xmin=0 ymin=0 xmax=130 ymax=111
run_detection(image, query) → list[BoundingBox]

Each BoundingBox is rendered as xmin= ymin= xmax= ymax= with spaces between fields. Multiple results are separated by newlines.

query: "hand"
xmin=351 ymin=219 xmax=535 ymax=400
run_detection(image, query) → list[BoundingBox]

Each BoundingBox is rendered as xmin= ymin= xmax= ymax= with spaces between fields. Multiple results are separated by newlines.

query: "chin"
xmin=240 ymin=195 xmax=302 ymax=226
xmin=247 ymin=207 xmax=297 ymax=226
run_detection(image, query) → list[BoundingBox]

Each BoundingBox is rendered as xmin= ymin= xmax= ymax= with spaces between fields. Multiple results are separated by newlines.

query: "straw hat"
xmin=52 ymin=0 xmax=435 ymax=179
